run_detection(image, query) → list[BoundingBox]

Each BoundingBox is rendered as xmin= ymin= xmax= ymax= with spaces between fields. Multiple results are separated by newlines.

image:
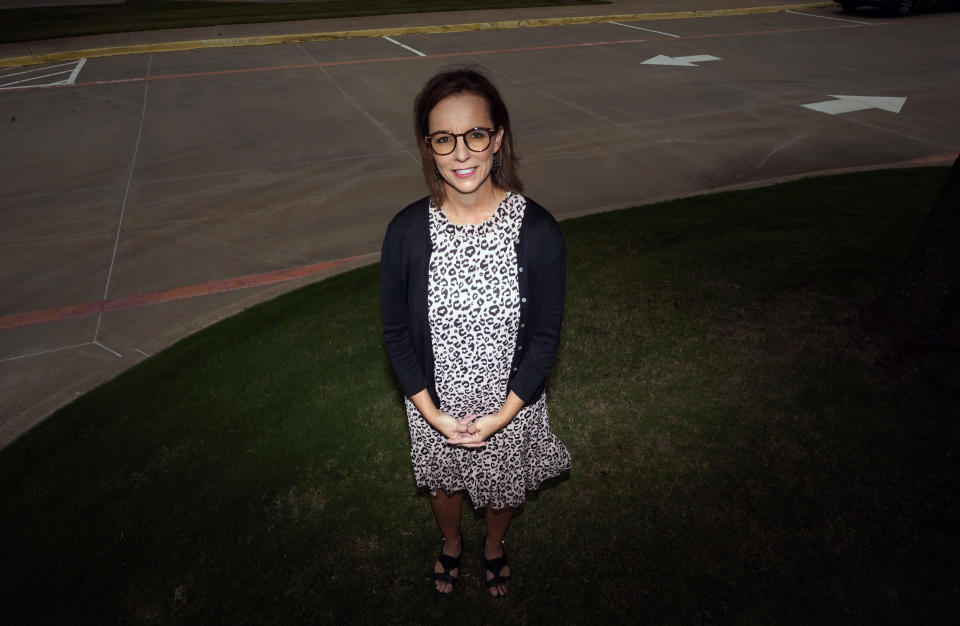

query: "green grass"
xmin=0 ymin=0 xmax=608 ymax=44
xmin=1 ymin=168 xmax=958 ymax=623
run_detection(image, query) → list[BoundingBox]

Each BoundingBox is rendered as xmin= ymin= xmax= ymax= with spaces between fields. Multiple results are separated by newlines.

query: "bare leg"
xmin=484 ymin=505 xmax=514 ymax=597
xmin=430 ymin=490 xmax=464 ymax=593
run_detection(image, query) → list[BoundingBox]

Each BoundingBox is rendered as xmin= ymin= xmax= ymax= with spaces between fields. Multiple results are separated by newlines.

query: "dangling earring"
xmin=492 ymin=151 xmax=501 ymax=174
xmin=433 ymin=162 xmax=442 ymax=178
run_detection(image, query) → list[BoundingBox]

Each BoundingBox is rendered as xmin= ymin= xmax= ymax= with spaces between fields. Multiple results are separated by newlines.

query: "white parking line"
xmin=0 ymin=61 xmax=79 ymax=79
xmin=94 ymin=54 xmax=152 ymax=340
xmin=0 ymin=342 xmax=94 ymax=362
xmin=93 ymin=341 xmax=122 ymax=358
xmin=609 ymin=21 xmax=681 ymax=38
xmin=785 ymin=10 xmax=875 ymax=26
xmin=66 ymin=58 xmax=87 ymax=84
xmin=0 ymin=69 xmax=74 ymax=89
xmin=0 ymin=58 xmax=87 ymax=90
xmin=382 ymin=36 xmax=426 ymax=57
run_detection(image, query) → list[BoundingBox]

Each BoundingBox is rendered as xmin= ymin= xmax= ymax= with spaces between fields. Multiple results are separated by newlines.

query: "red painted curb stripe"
xmin=894 ymin=153 xmax=958 ymax=166
xmin=0 ymin=253 xmax=377 ymax=331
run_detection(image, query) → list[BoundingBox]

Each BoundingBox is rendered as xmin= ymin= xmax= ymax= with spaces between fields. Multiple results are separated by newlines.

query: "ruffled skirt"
xmin=405 ymin=394 xmax=571 ymax=509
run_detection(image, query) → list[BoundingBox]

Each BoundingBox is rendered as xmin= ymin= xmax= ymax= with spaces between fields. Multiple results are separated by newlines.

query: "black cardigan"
xmin=380 ymin=195 xmax=566 ymax=408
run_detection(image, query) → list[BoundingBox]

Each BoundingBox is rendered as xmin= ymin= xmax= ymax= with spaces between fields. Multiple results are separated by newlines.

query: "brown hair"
xmin=413 ymin=68 xmax=523 ymax=205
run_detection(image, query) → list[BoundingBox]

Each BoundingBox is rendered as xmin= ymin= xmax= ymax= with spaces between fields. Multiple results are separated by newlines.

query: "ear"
xmin=492 ymin=127 xmax=505 ymax=153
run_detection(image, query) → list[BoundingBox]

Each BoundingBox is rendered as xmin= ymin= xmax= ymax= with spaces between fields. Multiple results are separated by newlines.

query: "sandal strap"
xmin=434 ymin=532 xmax=463 ymax=594
xmin=437 ymin=552 xmax=460 ymax=571
xmin=484 ymin=552 xmax=510 ymax=588
xmin=482 ymin=535 xmax=510 ymax=592
xmin=484 ymin=554 xmax=508 ymax=572
xmin=486 ymin=574 xmax=511 ymax=588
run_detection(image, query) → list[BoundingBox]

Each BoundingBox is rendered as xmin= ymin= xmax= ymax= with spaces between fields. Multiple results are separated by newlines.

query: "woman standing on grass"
xmin=380 ymin=68 xmax=571 ymax=598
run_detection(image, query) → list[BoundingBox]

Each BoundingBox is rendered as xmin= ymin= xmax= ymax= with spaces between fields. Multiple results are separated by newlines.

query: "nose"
xmin=453 ymin=136 xmax=471 ymax=161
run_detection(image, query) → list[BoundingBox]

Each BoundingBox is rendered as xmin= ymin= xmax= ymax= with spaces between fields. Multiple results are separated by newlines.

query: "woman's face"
xmin=427 ymin=93 xmax=505 ymax=200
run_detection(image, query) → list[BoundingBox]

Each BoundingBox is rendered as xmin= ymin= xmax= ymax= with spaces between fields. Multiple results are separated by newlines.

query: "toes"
xmin=485 ymin=575 xmax=507 ymax=597
xmin=487 ymin=583 xmax=506 ymax=598
xmin=435 ymin=576 xmax=454 ymax=594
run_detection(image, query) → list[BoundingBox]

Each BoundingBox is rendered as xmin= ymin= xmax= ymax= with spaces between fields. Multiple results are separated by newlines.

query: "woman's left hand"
xmin=445 ymin=413 xmax=507 ymax=448
xmin=445 ymin=392 xmax=524 ymax=448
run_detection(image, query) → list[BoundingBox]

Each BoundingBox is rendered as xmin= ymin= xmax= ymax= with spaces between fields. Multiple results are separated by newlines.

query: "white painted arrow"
xmin=641 ymin=54 xmax=721 ymax=67
xmin=801 ymin=95 xmax=907 ymax=115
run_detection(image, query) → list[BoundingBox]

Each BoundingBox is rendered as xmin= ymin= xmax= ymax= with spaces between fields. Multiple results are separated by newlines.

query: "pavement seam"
xmin=0 ymin=3 xmax=834 ymax=69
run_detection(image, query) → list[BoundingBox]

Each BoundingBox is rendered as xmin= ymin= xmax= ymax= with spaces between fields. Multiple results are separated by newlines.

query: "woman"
xmin=380 ymin=68 xmax=570 ymax=598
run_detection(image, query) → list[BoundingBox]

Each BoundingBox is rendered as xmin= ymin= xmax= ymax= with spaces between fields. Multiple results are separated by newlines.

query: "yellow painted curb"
xmin=0 ymin=3 xmax=835 ymax=69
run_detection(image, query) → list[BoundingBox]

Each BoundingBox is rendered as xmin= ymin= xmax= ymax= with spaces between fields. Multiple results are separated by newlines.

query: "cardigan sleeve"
xmin=380 ymin=213 xmax=429 ymax=398
xmin=508 ymin=211 xmax=566 ymax=403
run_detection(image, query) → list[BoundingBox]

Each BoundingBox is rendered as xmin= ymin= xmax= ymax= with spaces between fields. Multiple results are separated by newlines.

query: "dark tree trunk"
xmin=864 ymin=155 xmax=960 ymax=353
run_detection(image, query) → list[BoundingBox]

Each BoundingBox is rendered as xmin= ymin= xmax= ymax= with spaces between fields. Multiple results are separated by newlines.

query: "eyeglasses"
xmin=425 ymin=127 xmax=498 ymax=156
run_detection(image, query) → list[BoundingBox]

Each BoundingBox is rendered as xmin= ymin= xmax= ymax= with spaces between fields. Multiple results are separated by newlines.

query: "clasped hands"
xmin=437 ymin=412 xmax=505 ymax=448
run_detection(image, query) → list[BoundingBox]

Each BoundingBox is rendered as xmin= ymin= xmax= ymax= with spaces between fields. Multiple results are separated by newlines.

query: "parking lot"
xmin=1 ymin=3 xmax=958 ymax=445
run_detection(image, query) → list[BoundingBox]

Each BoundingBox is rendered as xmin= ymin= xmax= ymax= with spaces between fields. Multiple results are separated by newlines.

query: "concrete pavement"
xmin=1 ymin=1 xmax=958 ymax=447
xmin=1 ymin=1 xmax=834 ymax=66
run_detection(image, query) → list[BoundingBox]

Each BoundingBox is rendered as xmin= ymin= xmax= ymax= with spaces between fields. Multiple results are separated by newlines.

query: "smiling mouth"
xmin=452 ymin=167 xmax=477 ymax=178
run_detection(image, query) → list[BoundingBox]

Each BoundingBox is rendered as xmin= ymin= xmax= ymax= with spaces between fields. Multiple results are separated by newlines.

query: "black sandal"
xmin=483 ymin=533 xmax=511 ymax=597
xmin=433 ymin=532 xmax=462 ymax=595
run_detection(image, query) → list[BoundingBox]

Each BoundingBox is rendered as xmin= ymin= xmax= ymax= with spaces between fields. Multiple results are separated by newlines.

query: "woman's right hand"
xmin=429 ymin=411 xmax=482 ymax=443
xmin=408 ymin=389 xmax=484 ymax=445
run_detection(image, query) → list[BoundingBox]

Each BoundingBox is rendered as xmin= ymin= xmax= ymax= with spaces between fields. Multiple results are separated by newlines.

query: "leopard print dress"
xmin=404 ymin=192 xmax=571 ymax=509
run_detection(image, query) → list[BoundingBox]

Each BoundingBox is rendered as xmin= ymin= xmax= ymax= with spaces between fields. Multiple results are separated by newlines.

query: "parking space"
xmin=1 ymin=6 xmax=959 ymax=445
xmin=299 ymin=36 xmax=424 ymax=63
xmin=148 ymin=43 xmax=318 ymax=77
xmin=60 ymin=53 xmax=150 ymax=85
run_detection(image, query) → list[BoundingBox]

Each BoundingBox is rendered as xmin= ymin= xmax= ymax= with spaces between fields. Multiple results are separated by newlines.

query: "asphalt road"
xmin=1 ymin=3 xmax=958 ymax=447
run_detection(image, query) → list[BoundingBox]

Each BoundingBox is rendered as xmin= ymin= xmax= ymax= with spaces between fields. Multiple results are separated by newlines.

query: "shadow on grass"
xmin=1 ymin=168 xmax=958 ymax=623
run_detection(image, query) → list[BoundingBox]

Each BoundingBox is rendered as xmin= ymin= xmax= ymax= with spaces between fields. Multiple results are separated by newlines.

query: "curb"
xmin=559 ymin=152 xmax=959 ymax=222
xmin=0 ymin=3 xmax=834 ymax=68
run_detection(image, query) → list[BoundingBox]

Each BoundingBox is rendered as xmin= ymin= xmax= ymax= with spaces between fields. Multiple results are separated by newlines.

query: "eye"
xmin=434 ymin=135 xmax=451 ymax=144
xmin=469 ymin=129 xmax=487 ymax=140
